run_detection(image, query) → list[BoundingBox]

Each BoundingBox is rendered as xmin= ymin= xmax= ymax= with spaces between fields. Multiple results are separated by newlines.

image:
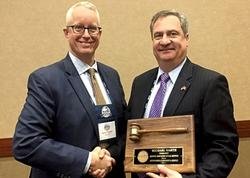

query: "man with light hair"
xmin=13 ymin=1 xmax=126 ymax=178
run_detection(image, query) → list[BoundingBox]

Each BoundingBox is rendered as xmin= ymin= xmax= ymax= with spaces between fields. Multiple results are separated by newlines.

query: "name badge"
xmin=98 ymin=121 xmax=116 ymax=141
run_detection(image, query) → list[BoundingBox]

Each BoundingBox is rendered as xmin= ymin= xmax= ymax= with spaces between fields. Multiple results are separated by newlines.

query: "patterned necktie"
xmin=138 ymin=73 xmax=170 ymax=178
xmin=149 ymin=73 xmax=170 ymax=117
xmin=88 ymin=68 xmax=106 ymax=105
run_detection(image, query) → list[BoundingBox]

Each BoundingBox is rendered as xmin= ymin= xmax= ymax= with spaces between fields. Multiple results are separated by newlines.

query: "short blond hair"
xmin=65 ymin=1 xmax=100 ymax=26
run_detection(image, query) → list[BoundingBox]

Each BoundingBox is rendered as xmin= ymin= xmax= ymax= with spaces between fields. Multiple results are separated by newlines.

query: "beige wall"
xmin=1 ymin=0 xmax=250 ymax=178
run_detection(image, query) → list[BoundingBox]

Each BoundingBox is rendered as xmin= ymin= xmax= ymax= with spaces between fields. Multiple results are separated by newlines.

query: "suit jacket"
xmin=127 ymin=58 xmax=238 ymax=178
xmin=13 ymin=54 xmax=127 ymax=178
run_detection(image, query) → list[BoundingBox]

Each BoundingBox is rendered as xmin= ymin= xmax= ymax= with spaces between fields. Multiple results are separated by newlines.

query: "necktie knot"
xmin=88 ymin=68 xmax=96 ymax=78
xmin=160 ymin=73 xmax=170 ymax=84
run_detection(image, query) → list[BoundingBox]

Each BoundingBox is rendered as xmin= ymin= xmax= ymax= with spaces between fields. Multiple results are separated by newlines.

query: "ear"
xmin=185 ymin=33 xmax=189 ymax=40
xmin=99 ymin=30 xmax=102 ymax=37
xmin=185 ymin=33 xmax=189 ymax=47
xmin=63 ymin=28 xmax=70 ymax=39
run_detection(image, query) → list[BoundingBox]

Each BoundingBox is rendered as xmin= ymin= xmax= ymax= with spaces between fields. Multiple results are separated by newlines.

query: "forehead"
xmin=153 ymin=15 xmax=182 ymax=32
xmin=70 ymin=6 xmax=98 ymax=24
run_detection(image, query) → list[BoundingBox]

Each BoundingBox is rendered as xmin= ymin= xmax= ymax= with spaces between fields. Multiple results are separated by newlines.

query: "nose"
xmin=82 ymin=28 xmax=91 ymax=37
xmin=159 ymin=34 xmax=171 ymax=45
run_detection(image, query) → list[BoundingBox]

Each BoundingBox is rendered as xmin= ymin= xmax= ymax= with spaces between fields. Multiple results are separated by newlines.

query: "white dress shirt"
xmin=69 ymin=52 xmax=111 ymax=105
xmin=144 ymin=58 xmax=186 ymax=118
xmin=69 ymin=52 xmax=112 ymax=174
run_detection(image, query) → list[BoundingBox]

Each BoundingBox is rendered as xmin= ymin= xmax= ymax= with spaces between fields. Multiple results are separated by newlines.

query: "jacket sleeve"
xmin=183 ymin=74 xmax=239 ymax=178
xmin=12 ymin=71 xmax=89 ymax=177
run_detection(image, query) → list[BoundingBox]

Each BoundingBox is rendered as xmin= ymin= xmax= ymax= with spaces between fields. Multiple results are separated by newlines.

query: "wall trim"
xmin=1 ymin=120 xmax=250 ymax=158
xmin=236 ymin=120 xmax=250 ymax=138
xmin=0 ymin=138 xmax=12 ymax=157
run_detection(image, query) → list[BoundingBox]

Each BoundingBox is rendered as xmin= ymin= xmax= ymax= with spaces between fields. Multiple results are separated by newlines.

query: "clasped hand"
xmin=88 ymin=146 xmax=115 ymax=178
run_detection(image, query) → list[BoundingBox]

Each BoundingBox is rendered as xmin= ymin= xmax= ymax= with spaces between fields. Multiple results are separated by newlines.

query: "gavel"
xmin=129 ymin=123 xmax=189 ymax=142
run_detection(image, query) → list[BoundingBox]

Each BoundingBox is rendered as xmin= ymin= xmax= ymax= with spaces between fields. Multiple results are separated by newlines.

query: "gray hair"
xmin=150 ymin=10 xmax=188 ymax=38
xmin=65 ymin=1 xmax=100 ymax=26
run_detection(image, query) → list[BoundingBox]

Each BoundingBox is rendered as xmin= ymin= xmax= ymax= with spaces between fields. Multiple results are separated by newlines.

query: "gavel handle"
xmin=138 ymin=127 xmax=188 ymax=134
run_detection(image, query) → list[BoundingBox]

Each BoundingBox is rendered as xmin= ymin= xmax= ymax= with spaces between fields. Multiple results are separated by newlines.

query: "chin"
xmin=159 ymin=55 xmax=175 ymax=61
xmin=79 ymin=48 xmax=94 ymax=54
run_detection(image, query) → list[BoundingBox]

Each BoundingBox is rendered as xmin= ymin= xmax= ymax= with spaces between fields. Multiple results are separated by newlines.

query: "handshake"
xmin=88 ymin=146 xmax=116 ymax=178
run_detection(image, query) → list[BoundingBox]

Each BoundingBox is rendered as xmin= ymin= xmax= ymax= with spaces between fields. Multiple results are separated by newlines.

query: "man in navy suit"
xmin=127 ymin=10 xmax=238 ymax=178
xmin=13 ymin=1 xmax=126 ymax=178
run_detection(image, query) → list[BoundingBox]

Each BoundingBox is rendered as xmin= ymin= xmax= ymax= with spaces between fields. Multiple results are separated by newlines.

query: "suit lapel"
xmin=135 ymin=68 xmax=158 ymax=118
xmin=163 ymin=59 xmax=192 ymax=116
xmin=97 ymin=63 xmax=117 ymax=103
xmin=63 ymin=55 xmax=99 ymax=136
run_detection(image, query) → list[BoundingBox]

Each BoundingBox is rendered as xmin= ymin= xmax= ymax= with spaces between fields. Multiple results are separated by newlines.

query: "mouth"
xmin=159 ymin=48 xmax=175 ymax=53
xmin=78 ymin=41 xmax=93 ymax=47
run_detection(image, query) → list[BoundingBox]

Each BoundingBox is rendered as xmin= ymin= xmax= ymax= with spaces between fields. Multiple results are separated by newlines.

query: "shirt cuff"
xmin=83 ymin=152 xmax=91 ymax=174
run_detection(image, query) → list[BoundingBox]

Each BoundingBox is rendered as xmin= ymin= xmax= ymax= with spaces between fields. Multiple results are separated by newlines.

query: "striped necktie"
xmin=149 ymin=73 xmax=170 ymax=117
xmin=88 ymin=68 xmax=106 ymax=105
xmin=138 ymin=73 xmax=170 ymax=178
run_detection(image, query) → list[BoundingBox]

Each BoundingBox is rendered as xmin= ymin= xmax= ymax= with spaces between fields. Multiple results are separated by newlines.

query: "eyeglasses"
xmin=67 ymin=24 xmax=102 ymax=36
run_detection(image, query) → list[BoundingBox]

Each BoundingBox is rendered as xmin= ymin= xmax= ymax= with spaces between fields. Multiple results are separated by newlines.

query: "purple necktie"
xmin=149 ymin=73 xmax=170 ymax=118
xmin=138 ymin=73 xmax=170 ymax=178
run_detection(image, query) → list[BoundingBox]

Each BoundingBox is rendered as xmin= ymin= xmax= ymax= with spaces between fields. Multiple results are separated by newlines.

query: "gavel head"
xmin=129 ymin=123 xmax=141 ymax=142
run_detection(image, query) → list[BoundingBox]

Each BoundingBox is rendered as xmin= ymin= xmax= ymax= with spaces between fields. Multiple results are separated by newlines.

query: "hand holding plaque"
xmin=124 ymin=115 xmax=195 ymax=173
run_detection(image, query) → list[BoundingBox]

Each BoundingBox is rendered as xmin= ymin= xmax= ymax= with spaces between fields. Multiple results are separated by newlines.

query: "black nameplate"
xmin=134 ymin=148 xmax=183 ymax=164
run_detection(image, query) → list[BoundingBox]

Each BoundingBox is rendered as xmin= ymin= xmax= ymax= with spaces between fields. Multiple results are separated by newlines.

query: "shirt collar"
xmin=69 ymin=52 xmax=98 ymax=75
xmin=156 ymin=58 xmax=187 ymax=84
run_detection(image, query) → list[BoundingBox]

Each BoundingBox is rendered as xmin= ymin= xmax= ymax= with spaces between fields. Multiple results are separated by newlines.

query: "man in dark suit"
xmin=126 ymin=10 xmax=238 ymax=178
xmin=13 ymin=2 xmax=126 ymax=178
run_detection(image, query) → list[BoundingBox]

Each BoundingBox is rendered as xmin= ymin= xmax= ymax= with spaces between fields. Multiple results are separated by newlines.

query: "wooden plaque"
xmin=124 ymin=115 xmax=195 ymax=173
